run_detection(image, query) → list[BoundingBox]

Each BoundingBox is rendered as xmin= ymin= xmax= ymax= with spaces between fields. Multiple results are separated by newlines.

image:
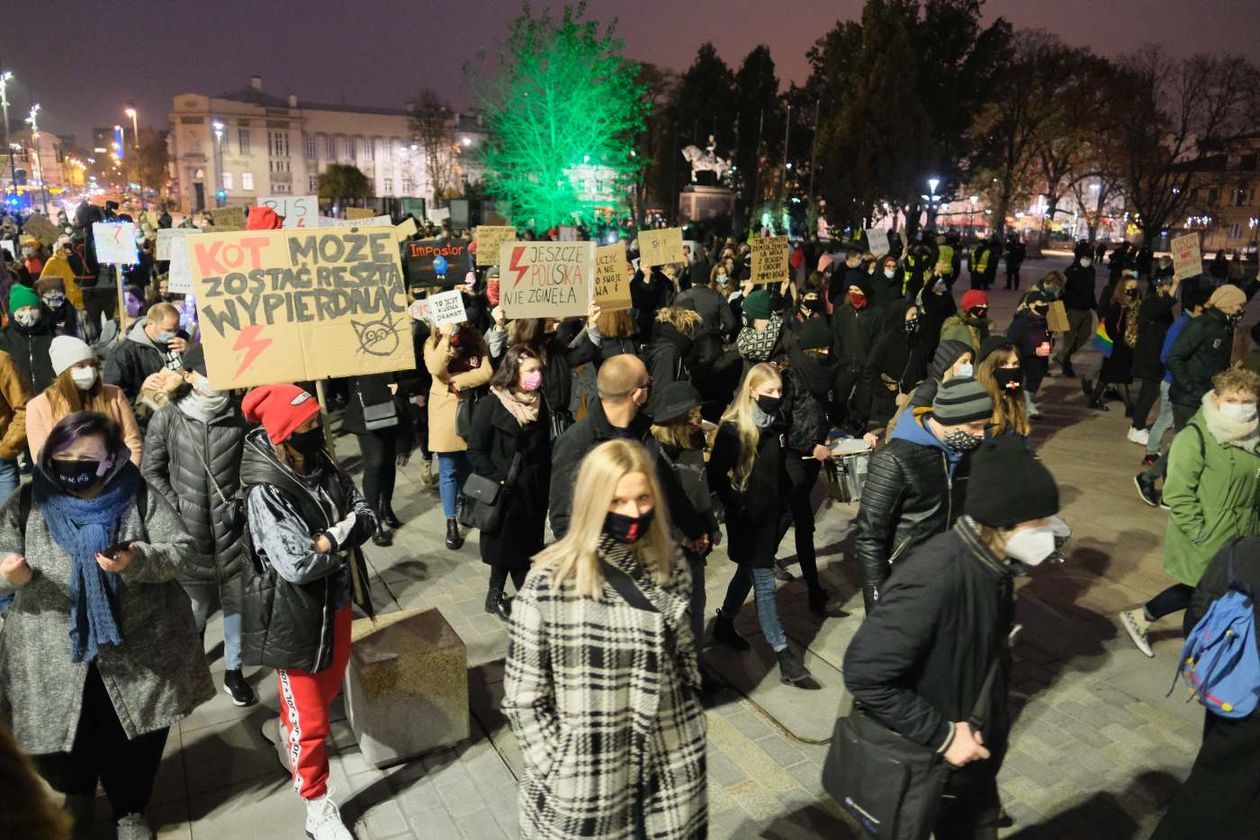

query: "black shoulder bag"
xmin=455 ymin=385 xmax=488 ymax=440
xmin=539 ymin=387 xmax=573 ymax=442
xmin=459 ymin=451 xmax=521 ymax=534
xmin=821 ymin=639 xmax=1005 ymax=839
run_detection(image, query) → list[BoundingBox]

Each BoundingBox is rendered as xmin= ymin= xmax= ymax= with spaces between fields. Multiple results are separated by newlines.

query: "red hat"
xmin=247 ymin=206 xmax=284 ymax=230
xmin=242 ymin=384 xmax=320 ymax=444
xmin=960 ymin=290 xmax=989 ymax=312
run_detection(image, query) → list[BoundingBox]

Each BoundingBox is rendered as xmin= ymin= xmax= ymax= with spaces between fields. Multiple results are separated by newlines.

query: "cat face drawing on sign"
xmin=351 ymin=314 xmax=402 ymax=357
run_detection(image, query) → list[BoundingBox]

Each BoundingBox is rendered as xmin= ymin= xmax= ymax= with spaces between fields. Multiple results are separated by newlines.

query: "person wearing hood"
xmin=35 ymin=275 xmax=78 ymax=338
xmin=1120 ymin=368 xmax=1260 ymax=658
xmin=1085 ymin=271 xmax=1143 ymax=413
xmin=1006 ymin=292 xmax=1055 ymax=419
xmin=826 ymin=245 xmax=868 ymax=308
xmin=915 ymin=271 xmax=958 ymax=356
xmin=831 ymin=274 xmax=885 ymax=430
xmin=141 ymin=344 xmax=255 ymax=707
xmin=0 ymin=410 xmax=212 ymax=840
xmin=39 ymin=234 xmax=87 ymax=313
xmin=844 ymin=436 xmax=1065 ymax=837
xmin=19 ymin=236 xmax=44 ymax=279
xmin=902 ymin=339 xmax=974 ymax=414
xmin=861 ymin=299 xmax=929 ymax=436
xmin=646 ymin=306 xmax=702 ymax=416
xmin=27 ymin=336 xmax=143 ymax=466
xmin=238 ymin=384 xmax=376 ymax=840
xmin=854 ymin=378 xmax=992 ymax=610
xmin=735 ymin=288 xmax=788 ymax=373
xmin=939 ymin=290 xmax=990 ymax=354
xmin=103 ymin=302 xmax=188 ymax=403
xmin=0 ymin=284 xmax=57 ymax=396
xmin=1056 ymin=244 xmax=1098 ymax=378
xmin=871 ymin=254 xmax=905 ymax=310
xmin=975 ymin=336 xmax=1031 ymax=437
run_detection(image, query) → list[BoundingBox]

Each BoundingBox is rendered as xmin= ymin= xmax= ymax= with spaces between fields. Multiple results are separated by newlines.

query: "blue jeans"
xmin=437 ymin=452 xmax=470 ymax=518
xmin=188 ymin=586 xmax=242 ymax=670
xmin=1147 ymin=381 xmax=1173 ymax=457
xmin=720 ymin=563 xmax=788 ymax=651
xmin=0 ymin=458 xmax=18 ymax=504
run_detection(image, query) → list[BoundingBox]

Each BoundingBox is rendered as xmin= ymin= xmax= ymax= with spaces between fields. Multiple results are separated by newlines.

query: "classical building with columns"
xmin=167 ymin=75 xmax=486 ymax=213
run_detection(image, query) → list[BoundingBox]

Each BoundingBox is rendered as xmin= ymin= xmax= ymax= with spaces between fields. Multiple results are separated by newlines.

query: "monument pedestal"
xmin=679 ymin=185 xmax=736 ymax=224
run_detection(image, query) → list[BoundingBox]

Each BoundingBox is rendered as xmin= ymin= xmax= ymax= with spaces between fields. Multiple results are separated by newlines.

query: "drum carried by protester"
xmin=826 ymin=437 xmax=871 ymax=503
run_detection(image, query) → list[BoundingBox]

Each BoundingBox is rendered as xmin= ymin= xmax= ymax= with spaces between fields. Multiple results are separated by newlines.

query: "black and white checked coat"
xmin=503 ymin=539 xmax=708 ymax=839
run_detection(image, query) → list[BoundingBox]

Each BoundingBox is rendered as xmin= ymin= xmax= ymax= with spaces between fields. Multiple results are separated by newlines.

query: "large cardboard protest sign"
xmin=1171 ymin=233 xmax=1203 ymax=281
xmin=865 ymin=228 xmax=890 ymax=257
xmin=187 ymin=227 xmax=414 ymax=390
xmin=426 ymin=290 xmax=468 ymax=327
xmin=498 ymin=241 xmax=593 ymax=319
xmin=345 ymin=207 xmax=375 ymax=220
xmin=22 ymin=212 xmax=61 ymax=245
xmin=594 ymin=244 xmax=632 ymax=311
xmin=1046 ymin=300 xmax=1070 ymax=334
xmin=258 ymin=195 xmax=319 ymax=229
xmin=639 ymin=227 xmax=685 ymax=268
xmin=404 ymin=238 xmax=471 ymax=289
xmin=474 ymin=226 xmax=517 ymax=267
xmin=749 ymin=236 xmax=789 ymax=285
xmin=320 ymin=215 xmax=393 ymax=229
xmin=210 ymin=206 xmax=247 ymax=231
xmin=92 ymin=222 xmax=139 ymax=265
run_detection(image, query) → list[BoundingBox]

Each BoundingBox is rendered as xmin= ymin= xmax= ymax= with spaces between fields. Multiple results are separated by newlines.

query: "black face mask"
xmin=51 ymin=458 xmax=104 ymax=491
xmin=604 ymin=509 xmax=655 ymax=545
xmin=803 ymin=296 xmax=826 ymax=314
xmin=994 ymin=368 xmax=1023 ymax=392
xmin=756 ymin=395 xmax=783 ymax=414
xmin=287 ymin=427 xmax=325 ymax=458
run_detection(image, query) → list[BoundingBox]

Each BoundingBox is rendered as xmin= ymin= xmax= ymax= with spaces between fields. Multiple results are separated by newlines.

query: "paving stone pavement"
xmin=109 ymin=254 xmax=1220 ymax=839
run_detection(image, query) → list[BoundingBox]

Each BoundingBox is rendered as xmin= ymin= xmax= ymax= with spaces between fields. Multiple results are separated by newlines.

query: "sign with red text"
xmin=187 ymin=228 xmax=414 ymax=389
xmin=498 ymin=241 xmax=593 ymax=319
xmin=404 ymin=238 xmax=472 ymax=289
xmin=1171 ymin=233 xmax=1203 ymax=281
xmin=91 ymin=222 xmax=139 ymax=265
xmin=258 ymin=195 xmax=319 ymax=229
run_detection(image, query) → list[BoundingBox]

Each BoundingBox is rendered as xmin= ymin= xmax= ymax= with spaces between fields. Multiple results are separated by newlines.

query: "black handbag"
xmin=359 ymin=394 xmax=399 ymax=432
xmin=821 ymin=644 xmax=1004 ymax=839
xmin=455 ymin=386 xmax=487 ymax=439
xmin=539 ymin=388 xmax=573 ymax=442
xmin=459 ymin=452 xmax=521 ymax=534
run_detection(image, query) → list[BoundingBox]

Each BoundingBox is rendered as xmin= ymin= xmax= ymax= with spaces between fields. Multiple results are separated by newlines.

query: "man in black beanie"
xmin=844 ymin=436 xmax=1065 ymax=837
xmin=854 ymin=377 xmax=993 ymax=610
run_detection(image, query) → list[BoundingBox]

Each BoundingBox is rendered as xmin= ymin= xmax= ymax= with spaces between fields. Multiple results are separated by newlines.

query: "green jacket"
xmin=939 ymin=314 xmax=989 ymax=353
xmin=1162 ymin=407 xmax=1260 ymax=586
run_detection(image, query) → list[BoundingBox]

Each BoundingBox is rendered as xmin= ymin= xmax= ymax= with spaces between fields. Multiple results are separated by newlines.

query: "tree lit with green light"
xmin=476 ymin=3 xmax=647 ymax=232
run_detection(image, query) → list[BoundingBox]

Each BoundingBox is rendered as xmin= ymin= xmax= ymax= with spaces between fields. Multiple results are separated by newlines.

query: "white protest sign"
xmin=319 ymin=215 xmax=393 ymax=228
xmin=1171 ymin=233 xmax=1203 ymax=281
xmin=92 ymin=222 xmax=139 ymax=265
xmin=167 ymin=237 xmax=194 ymax=294
xmin=258 ymin=195 xmax=320 ymax=229
xmin=865 ymin=228 xmax=890 ymax=257
xmin=426 ymin=290 xmax=468 ymax=327
xmin=155 ymin=227 xmax=193 ymax=261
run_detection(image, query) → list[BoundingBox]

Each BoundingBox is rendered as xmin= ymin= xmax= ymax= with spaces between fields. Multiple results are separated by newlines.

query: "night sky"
xmin=3 ymin=0 xmax=1255 ymax=145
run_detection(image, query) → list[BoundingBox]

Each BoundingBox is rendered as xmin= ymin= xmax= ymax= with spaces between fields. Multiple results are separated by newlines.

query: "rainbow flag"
xmin=1092 ymin=322 xmax=1113 ymax=357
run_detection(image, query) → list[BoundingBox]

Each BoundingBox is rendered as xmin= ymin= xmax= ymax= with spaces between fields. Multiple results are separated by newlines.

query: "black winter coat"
xmin=0 ymin=323 xmax=55 ymax=394
xmin=467 ymin=392 xmax=551 ymax=571
xmin=844 ymin=521 xmax=1014 ymax=796
xmin=1098 ymin=300 xmax=1138 ymax=385
xmin=782 ymin=352 xmax=834 ymax=455
xmin=675 ymin=285 xmax=737 ymax=340
xmin=537 ymin=332 xmax=601 ymax=419
xmin=831 ymin=304 xmax=884 ymax=372
xmin=630 ymin=271 xmax=676 ymax=340
xmin=1168 ymin=308 xmax=1234 ymax=409
xmin=141 ymin=401 xmax=250 ymax=609
xmin=707 ymin=420 xmax=788 ymax=568
xmin=1061 ymin=262 xmax=1097 ymax=311
xmin=1132 ymin=293 xmax=1177 ymax=382
xmin=1006 ymin=310 xmax=1052 ymax=393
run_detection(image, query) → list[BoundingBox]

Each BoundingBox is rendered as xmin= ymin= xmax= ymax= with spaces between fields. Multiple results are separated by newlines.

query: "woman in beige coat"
xmin=27 ymin=336 xmax=143 ymax=465
xmin=423 ymin=321 xmax=492 ymax=550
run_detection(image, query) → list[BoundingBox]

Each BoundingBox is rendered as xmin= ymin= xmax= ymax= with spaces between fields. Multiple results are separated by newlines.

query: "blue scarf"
xmin=34 ymin=464 xmax=140 ymax=663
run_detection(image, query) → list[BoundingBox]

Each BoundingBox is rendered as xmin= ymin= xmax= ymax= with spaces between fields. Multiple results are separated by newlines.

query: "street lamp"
xmin=0 ymin=71 xmax=14 ymax=206
xmin=25 ymin=103 xmax=48 ymax=214
xmin=212 ymin=121 xmax=225 ymax=208
xmin=124 ymin=104 xmax=139 ymax=151
xmin=969 ymin=194 xmax=979 ymax=233
xmin=928 ymin=177 xmax=940 ymax=197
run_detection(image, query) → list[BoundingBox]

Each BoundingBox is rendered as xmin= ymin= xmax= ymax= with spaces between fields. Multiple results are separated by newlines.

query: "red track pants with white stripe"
xmin=277 ymin=606 xmax=352 ymax=800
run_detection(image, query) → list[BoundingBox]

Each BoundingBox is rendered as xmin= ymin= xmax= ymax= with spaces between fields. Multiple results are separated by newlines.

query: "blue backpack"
xmin=1172 ymin=545 xmax=1260 ymax=719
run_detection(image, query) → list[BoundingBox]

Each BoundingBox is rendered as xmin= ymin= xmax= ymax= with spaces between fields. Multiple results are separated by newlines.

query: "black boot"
xmin=1062 ymin=358 xmax=1076 ymax=378
xmin=776 ymin=647 xmax=815 ymax=687
xmin=808 ymin=587 xmax=831 ymax=616
xmin=445 ymin=517 xmax=464 ymax=550
xmin=484 ymin=588 xmax=510 ymax=621
xmin=381 ymin=502 xmax=403 ymax=530
xmin=371 ymin=517 xmax=394 ymax=547
xmin=712 ymin=609 xmax=750 ymax=651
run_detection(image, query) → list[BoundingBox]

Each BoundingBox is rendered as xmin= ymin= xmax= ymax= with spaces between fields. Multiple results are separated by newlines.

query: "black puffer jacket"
xmin=0 ymin=322 xmax=56 ymax=395
xmin=1167 ymin=307 xmax=1234 ymax=409
xmin=141 ymin=400 xmax=250 ymax=609
xmin=782 ymin=339 xmax=836 ymax=455
xmin=1132 ymin=292 xmax=1178 ymax=382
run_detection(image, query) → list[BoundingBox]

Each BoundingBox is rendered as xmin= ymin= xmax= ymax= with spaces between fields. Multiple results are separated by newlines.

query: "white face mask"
xmin=1005 ymin=516 xmax=1071 ymax=567
xmin=70 ymin=367 xmax=98 ymax=390
xmin=955 ymin=362 xmax=974 ymax=379
xmin=883 ymin=268 xmax=896 ymax=279
xmin=1080 ymin=258 xmax=1092 ymax=268
xmin=1220 ymin=402 xmax=1259 ymax=424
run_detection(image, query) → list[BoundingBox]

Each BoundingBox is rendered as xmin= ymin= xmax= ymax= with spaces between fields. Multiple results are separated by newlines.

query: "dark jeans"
xmin=933 ymin=778 xmax=1001 ymax=840
xmin=783 ymin=456 xmax=823 ymax=595
xmin=1004 ymin=267 xmax=1021 ymax=289
xmin=488 ymin=565 xmax=527 ymax=594
xmin=1131 ymin=377 xmax=1162 ymax=430
xmin=356 ymin=430 xmax=398 ymax=511
xmin=82 ymin=286 xmax=118 ymax=343
xmin=1146 ymin=583 xmax=1194 ymax=621
xmin=33 ymin=664 xmax=169 ymax=821
xmin=1153 ymin=711 xmax=1260 ymax=838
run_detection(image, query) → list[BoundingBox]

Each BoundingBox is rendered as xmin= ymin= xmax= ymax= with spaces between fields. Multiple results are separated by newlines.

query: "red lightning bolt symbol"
xmin=232 ymin=325 xmax=272 ymax=379
xmin=508 ymin=246 xmax=529 ymax=288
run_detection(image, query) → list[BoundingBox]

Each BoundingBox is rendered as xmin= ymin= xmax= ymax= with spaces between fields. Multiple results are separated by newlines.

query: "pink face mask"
xmin=520 ymin=371 xmax=543 ymax=392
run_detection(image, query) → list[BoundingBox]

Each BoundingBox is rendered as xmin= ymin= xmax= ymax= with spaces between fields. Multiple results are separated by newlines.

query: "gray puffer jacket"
xmin=0 ymin=461 xmax=213 ymax=753
xmin=141 ymin=400 xmax=250 ymax=609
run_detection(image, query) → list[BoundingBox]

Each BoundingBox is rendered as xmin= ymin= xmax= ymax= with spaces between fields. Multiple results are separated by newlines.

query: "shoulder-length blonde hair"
xmin=720 ymin=363 xmax=782 ymax=490
xmin=532 ymin=439 xmax=675 ymax=599
xmin=976 ymin=344 xmax=1030 ymax=436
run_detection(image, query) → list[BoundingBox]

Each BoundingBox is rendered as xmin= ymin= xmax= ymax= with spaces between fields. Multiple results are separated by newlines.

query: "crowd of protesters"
xmin=0 ymin=199 xmax=1257 ymax=839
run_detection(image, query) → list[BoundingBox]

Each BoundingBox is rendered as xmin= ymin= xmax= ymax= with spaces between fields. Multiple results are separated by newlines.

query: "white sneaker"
xmin=305 ymin=789 xmax=353 ymax=840
xmin=1119 ymin=608 xmax=1155 ymax=658
xmin=115 ymin=813 xmax=155 ymax=840
xmin=1127 ymin=427 xmax=1150 ymax=446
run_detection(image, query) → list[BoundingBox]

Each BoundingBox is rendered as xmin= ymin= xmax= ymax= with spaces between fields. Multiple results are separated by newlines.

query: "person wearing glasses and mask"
xmin=104 ymin=302 xmax=188 ymax=403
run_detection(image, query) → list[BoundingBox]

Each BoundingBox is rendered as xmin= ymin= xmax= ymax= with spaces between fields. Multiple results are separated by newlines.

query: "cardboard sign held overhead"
xmin=209 ymin=206 xmax=247 ymax=231
xmin=474 ymin=226 xmax=517 ymax=267
xmin=405 ymin=239 xmax=472 ymax=289
xmin=594 ymin=243 xmax=632 ymax=312
xmin=498 ymin=241 xmax=593 ymax=319
xmin=22 ymin=212 xmax=61 ymax=245
xmin=258 ymin=195 xmax=319 ymax=229
xmin=394 ymin=217 xmax=418 ymax=243
xmin=426 ymin=290 xmax=468 ymax=327
xmin=155 ymin=227 xmax=194 ymax=261
xmin=345 ymin=207 xmax=375 ymax=220
xmin=639 ymin=227 xmax=685 ymax=268
xmin=92 ymin=222 xmax=139 ymax=265
xmin=1171 ymin=233 xmax=1203 ymax=281
xmin=187 ymin=227 xmax=415 ymax=390
xmin=320 ymin=215 xmax=393 ymax=229
xmin=749 ymin=236 xmax=790 ymax=285
xmin=865 ymin=228 xmax=890 ymax=257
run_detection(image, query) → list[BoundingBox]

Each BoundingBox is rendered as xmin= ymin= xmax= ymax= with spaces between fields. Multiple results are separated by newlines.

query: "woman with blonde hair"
xmin=707 ymin=363 xmax=814 ymax=686
xmin=975 ymin=337 xmax=1031 ymax=437
xmin=27 ymin=336 xmax=142 ymax=464
xmin=504 ymin=439 xmax=706 ymax=839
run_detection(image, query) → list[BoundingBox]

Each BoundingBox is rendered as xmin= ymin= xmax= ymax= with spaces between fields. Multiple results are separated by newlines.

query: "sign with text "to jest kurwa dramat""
xmin=188 ymin=228 xmax=415 ymax=389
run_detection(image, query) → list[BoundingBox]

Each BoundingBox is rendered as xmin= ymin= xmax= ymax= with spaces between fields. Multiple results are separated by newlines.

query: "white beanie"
xmin=50 ymin=335 xmax=95 ymax=377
